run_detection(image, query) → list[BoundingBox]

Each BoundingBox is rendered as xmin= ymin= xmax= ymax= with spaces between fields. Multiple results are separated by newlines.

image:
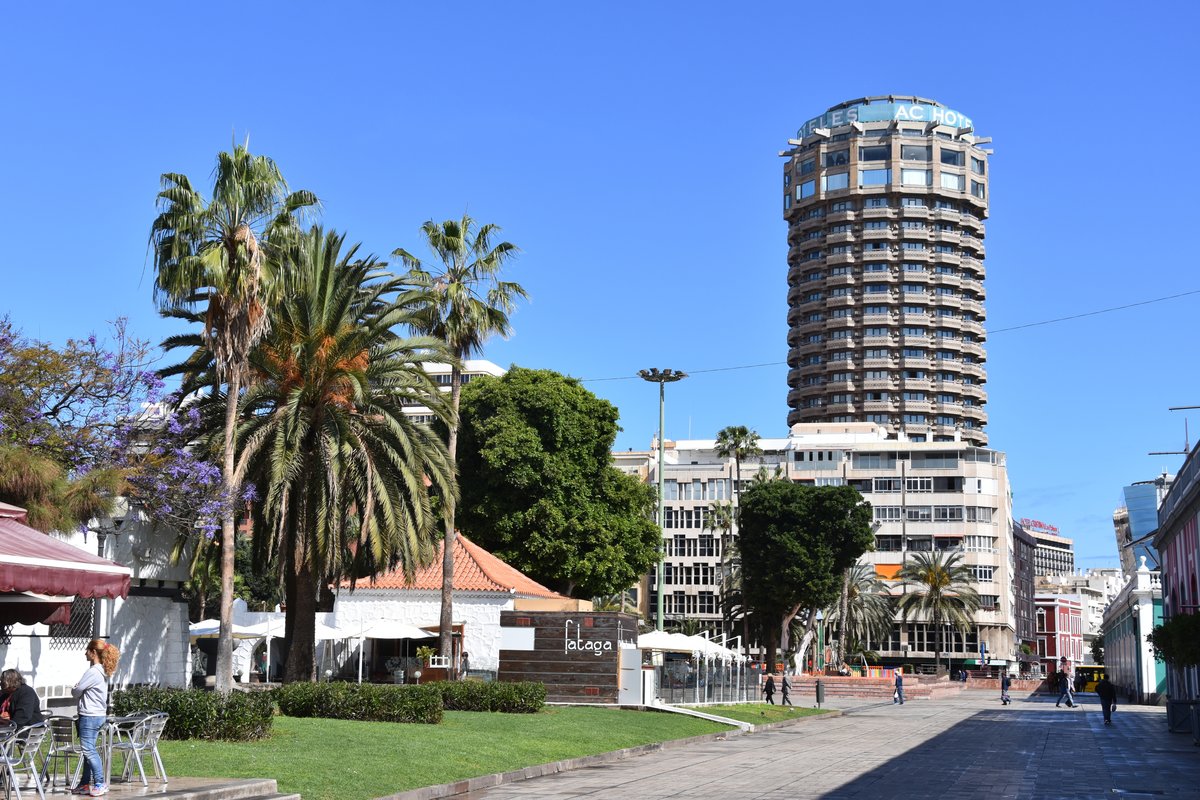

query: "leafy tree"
xmin=1148 ymin=614 xmax=1200 ymax=666
xmin=236 ymin=228 xmax=454 ymax=681
xmin=455 ymin=367 xmax=659 ymax=598
xmin=737 ymin=481 xmax=874 ymax=671
xmin=714 ymin=425 xmax=761 ymax=501
xmin=896 ymin=550 xmax=980 ymax=674
xmin=393 ymin=215 xmax=525 ymax=658
xmin=149 ymin=144 xmax=317 ymax=693
xmin=0 ymin=445 xmax=123 ymax=533
xmin=1090 ymin=632 xmax=1105 ymax=666
xmin=824 ymin=563 xmax=893 ymax=656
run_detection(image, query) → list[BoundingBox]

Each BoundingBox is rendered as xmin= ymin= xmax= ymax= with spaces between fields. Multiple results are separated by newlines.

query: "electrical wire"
xmin=579 ymin=288 xmax=1200 ymax=383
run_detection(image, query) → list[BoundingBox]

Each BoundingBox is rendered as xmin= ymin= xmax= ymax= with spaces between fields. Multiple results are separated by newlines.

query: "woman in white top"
xmin=71 ymin=638 xmax=120 ymax=797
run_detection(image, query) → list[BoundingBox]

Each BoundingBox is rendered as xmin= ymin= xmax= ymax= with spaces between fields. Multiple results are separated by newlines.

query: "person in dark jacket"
xmin=780 ymin=674 xmax=793 ymax=706
xmin=1095 ymin=676 xmax=1117 ymax=725
xmin=0 ymin=669 xmax=45 ymax=727
xmin=1000 ymin=672 xmax=1012 ymax=705
xmin=1055 ymin=667 xmax=1075 ymax=708
xmin=763 ymin=674 xmax=777 ymax=705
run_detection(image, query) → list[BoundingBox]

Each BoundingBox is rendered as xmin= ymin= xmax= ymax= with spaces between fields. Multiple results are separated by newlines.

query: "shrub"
xmin=1148 ymin=613 xmax=1200 ymax=666
xmin=431 ymin=680 xmax=546 ymax=713
xmin=110 ymin=687 xmax=274 ymax=741
xmin=273 ymin=682 xmax=443 ymax=724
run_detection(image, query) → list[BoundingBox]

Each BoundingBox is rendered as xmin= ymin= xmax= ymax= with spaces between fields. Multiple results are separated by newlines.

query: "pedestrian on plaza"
xmin=1095 ymin=676 xmax=1117 ymax=725
xmin=1000 ymin=672 xmax=1012 ymax=705
xmin=458 ymin=652 xmax=470 ymax=681
xmin=780 ymin=674 xmax=793 ymax=706
xmin=72 ymin=638 xmax=120 ymax=797
xmin=893 ymin=668 xmax=905 ymax=705
xmin=763 ymin=673 xmax=776 ymax=705
xmin=1055 ymin=666 xmax=1075 ymax=708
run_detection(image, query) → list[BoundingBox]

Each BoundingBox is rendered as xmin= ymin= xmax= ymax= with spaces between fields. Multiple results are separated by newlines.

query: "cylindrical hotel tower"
xmin=783 ymin=96 xmax=990 ymax=445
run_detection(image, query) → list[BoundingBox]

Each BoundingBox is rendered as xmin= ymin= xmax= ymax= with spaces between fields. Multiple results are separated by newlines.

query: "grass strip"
xmin=683 ymin=703 xmax=831 ymax=725
xmin=157 ymin=707 xmax=731 ymax=800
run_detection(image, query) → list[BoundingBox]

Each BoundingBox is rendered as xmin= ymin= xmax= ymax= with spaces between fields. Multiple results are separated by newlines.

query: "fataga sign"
xmin=797 ymin=103 xmax=974 ymax=139
xmin=564 ymin=618 xmax=617 ymax=657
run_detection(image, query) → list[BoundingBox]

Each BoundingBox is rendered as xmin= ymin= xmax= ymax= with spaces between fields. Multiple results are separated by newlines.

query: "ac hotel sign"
xmin=797 ymin=103 xmax=974 ymax=139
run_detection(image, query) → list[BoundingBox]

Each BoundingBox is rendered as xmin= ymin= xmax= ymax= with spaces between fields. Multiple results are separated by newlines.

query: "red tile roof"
xmin=342 ymin=533 xmax=565 ymax=599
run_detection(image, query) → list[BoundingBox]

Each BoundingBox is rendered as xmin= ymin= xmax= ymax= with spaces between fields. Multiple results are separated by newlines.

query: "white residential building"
xmin=405 ymin=360 xmax=507 ymax=424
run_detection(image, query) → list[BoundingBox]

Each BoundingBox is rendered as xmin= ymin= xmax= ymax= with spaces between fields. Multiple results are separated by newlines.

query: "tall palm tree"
xmin=714 ymin=425 xmax=761 ymax=503
xmin=896 ymin=550 xmax=980 ymax=674
xmin=704 ymin=500 xmax=735 ymax=636
xmin=825 ymin=563 xmax=893 ymax=655
xmin=0 ymin=445 xmax=122 ymax=533
xmin=149 ymin=144 xmax=317 ymax=692
xmin=238 ymin=228 xmax=455 ymax=681
xmin=393 ymin=215 xmax=525 ymax=658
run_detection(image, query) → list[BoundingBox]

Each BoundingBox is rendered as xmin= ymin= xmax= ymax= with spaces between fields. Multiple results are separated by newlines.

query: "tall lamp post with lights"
xmin=639 ymin=368 xmax=687 ymax=631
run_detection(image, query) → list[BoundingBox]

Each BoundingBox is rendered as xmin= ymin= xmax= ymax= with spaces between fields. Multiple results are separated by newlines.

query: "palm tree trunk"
xmin=439 ymin=365 xmax=462 ymax=659
xmin=215 ymin=371 xmax=241 ymax=695
xmin=836 ymin=566 xmax=851 ymax=665
xmin=283 ymin=526 xmax=317 ymax=683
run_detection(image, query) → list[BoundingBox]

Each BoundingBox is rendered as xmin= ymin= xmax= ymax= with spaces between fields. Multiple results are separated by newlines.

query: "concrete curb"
xmin=375 ymin=707 xmax=842 ymax=800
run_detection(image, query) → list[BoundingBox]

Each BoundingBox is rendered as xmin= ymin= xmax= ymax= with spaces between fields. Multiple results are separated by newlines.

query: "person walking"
xmin=780 ymin=674 xmax=793 ymax=706
xmin=71 ymin=638 xmax=120 ymax=797
xmin=894 ymin=668 xmax=905 ymax=705
xmin=1000 ymin=672 xmax=1012 ymax=706
xmin=763 ymin=673 xmax=776 ymax=705
xmin=1055 ymin=665 xmax=1075 ymax=708
xmin=1096 ymin=676 xmax=1117 ymax=725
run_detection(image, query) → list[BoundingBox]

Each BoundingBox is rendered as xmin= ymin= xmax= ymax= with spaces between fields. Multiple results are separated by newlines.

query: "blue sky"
xmin=3 ymin=1 xmax=1197 ymax=568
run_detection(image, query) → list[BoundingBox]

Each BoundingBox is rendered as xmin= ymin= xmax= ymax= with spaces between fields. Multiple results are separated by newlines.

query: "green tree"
xmin=714 ymin=425 xmax=761 ymax=501
xmin=895 ymin=550 xmax=980 ymax=674
xmin=393 ymin=215 xmax=525 ymax=658
xmin=737 ymin=481 xmax=874 ymax=671
xmin=237 ymin=228 xmax=454 ymax=681
xmin=1090 ymin=632 xmax=1105 ymax=666
xmin=824 ymin=563 xmax=893 ymax=656
xmin=149 ymin=144 xmax=317 ymax=692
xmin=0 ymin=445 xmax=123 ymax=533
xmin=455 ymin=367 xmax=659 ymax=598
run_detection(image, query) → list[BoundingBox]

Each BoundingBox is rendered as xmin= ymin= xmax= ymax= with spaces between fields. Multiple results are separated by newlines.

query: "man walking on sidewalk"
xmin=894 ymin=669 xmax=905 ymax=705
xmin=1096 ymin=676 xmax=1117 ymax=725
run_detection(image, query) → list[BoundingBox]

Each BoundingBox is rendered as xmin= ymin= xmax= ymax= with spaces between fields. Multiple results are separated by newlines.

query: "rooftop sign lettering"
xmin=1021 ymin=518 xmax=1060 ymax=534
xmin=796 ymin=103 xmax=974 ymax=139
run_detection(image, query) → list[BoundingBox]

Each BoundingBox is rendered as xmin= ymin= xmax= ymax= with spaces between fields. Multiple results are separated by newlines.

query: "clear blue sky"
xmin=3 ymin=1 xmax=1197 ymax=569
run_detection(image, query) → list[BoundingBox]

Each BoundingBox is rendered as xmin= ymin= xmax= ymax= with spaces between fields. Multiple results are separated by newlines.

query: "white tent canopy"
xmin=188 ymin=619 xmax=260 ymax=642
xmin=356 ymin=620 xmax=436 ymax=640
xmin=637 ymin=630 xmax=743 ymax=661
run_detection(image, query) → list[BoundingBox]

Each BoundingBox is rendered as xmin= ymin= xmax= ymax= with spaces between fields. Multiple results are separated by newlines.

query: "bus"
xmin=1074 ymin=665 xmax=1105 ymax=692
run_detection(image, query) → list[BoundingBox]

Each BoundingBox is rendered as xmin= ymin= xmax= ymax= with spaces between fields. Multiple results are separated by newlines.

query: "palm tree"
xmin=238 ymin=227 xmax=455 ymax=681
xmin=393 ymin=215 xmax=525 ymax=658
xmin=149 ymin=144 xmax=317 ymax=692
xmin=0 ymin=445 xmax=123 ymax=533
xmin=704 ymin=500 xmax=735 ymax=636
xmin=896 ymin=551 xmax=980 ymax=675
xmin=825 ymin=563 xmax=893 ymax=657
xmin=714 ymin=426 xmax=761 ymax=502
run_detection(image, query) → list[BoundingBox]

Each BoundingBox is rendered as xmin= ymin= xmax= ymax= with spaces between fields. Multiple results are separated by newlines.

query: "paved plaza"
xmin=461 ymin=690 xmax=1200 ymax=799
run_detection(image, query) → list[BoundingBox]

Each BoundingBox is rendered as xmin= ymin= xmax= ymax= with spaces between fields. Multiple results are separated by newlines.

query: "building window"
xmin=874 ymin=477 xmax=902 ymax=492
xmin=859 ymin=168 xmax=891 ymax=187
xmin=901 ymin=144 xmax=931 ymax=161
xmin=865 ymin=197 xmax=891 ymax=208
xmin=971 ymin=181 xmax=986 ymax=199
xmin=830 ymin=201 xmax=855 ymax=212
xmin=934 ymin=505 xmax=964 ymax=521
xmin=823 ymin=172 xmax=850 ymax=192
xmin=825 ymin=150 xmax=850 ymax=167
xmin=800 ymin=158 xmax=816 ymax=175
xmin=903 ymin=413 xmax=927 ymax=425
xmin=901 ymin=169 xmax=931 ymax=186
xmin=971 ymin=157 xmax=985 ymax=175
xmin=49 ymin=597 xmax=95 ymax=650
xmin=798 ymin=180 xmax=815 ymax=199
xmin=874 ymin=506 xmax=902 ymax=521
xmin=906 ymin=477 xmax=932 ymax=492
xmin=940 ymin=149 xmax=965 ymax=166
xmin=859 ymin=145 xmax=889 ymax=161
xmin=940 ymin=172 xmax=966 ymax=191
xmin=1036 ymin=609 xmax=1047 ymax=632
xmin=902 ymin=197 xmax=927 ymax=208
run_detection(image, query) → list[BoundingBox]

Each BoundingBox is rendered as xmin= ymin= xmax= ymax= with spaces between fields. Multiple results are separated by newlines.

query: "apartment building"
xmin=625 ymin=421 xmax=1016 ymax=670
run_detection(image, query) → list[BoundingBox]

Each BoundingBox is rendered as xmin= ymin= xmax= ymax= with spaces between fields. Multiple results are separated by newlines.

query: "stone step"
xmin=105 ymin=778 xmax=287 ymax=800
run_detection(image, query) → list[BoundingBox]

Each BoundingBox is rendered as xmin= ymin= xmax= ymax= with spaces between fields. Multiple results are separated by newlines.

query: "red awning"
xmin=0 ymin=592 xmax=74 ymax=625
xmin=0 ymin=516 xmax=131 ymax=599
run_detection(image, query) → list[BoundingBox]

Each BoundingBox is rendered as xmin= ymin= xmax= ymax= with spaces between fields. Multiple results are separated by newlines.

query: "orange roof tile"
xmin=342 ymin=533 xmax=565 ymax=599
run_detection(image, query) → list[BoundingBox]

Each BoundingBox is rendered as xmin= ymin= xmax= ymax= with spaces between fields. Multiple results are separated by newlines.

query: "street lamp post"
xmin=639 ymin=367 xmax=687 ymax=632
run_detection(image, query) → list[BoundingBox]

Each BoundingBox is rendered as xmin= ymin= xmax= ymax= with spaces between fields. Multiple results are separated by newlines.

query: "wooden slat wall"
xmin=498 ymin=611 xmax=639 ymax=703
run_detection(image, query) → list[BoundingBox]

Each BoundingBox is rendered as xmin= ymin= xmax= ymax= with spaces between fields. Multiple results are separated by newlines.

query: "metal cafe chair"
xmin=39 ymin=717 xmax=83 ymax=791
xmin=1 ymin=722 xmax=48 ymax=800
xmin=109 ymin=713 xmax=169 ymax=786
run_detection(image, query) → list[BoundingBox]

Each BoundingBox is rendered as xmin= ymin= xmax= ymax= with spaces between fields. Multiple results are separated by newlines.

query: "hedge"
xmin=110 ymin=687 xmax=274 ymax=741
xmin=430 ymin=680 xmax=546 ymax=713
xmin=272 ymin=682 xmax=443 ymax=724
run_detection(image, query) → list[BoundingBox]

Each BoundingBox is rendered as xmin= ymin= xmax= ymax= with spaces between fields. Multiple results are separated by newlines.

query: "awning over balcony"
xmin=0 ymin=509 xmax=131 ymax=601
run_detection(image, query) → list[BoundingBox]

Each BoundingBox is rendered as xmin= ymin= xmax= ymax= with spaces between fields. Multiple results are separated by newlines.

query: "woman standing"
xmin=71 ymin=638 xmax=120 ymax=797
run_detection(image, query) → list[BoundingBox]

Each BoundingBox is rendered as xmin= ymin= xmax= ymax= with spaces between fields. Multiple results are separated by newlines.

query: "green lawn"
xmin=683 ymin=703 xmax=831 ymax=725
xmin=158 ymin=709 xmax=731 ymax=800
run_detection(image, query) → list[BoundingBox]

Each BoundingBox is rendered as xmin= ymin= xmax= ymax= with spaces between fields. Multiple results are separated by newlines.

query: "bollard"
xmin=815 ymin=678 xmax=824 ymax=708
